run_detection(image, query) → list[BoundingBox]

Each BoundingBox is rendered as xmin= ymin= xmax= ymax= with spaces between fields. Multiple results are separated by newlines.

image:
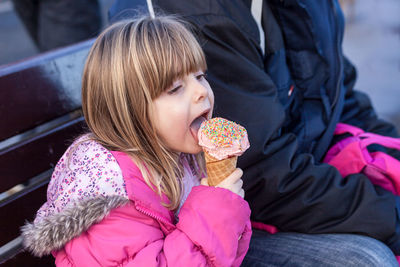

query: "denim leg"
xmin=241 ymin=230 xmax=398 ymax=267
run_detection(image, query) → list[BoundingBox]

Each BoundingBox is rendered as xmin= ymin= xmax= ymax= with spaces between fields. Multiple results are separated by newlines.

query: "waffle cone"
xmin=204 ymin=152 xmax=237 ymax=186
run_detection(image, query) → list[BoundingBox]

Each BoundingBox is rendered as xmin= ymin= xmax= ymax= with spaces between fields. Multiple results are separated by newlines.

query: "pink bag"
xmin=323 ymin=123 xmax=400 ymax=194
xmin=324 ymin=123 xmax=400 ymax=264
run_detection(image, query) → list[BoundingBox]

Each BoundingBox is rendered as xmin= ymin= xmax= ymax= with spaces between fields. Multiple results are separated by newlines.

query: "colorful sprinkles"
xmin=200 ymin=117 xmax=247 ymax=147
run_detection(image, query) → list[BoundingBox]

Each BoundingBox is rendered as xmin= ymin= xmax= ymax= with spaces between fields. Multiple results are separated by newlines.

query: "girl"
xmin=21 ymin=15 xmax=251 ymax=266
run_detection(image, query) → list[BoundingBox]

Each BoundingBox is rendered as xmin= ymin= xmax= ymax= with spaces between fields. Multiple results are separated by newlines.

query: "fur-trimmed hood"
xmin=21 ymin=195 xmax=129 ymax=257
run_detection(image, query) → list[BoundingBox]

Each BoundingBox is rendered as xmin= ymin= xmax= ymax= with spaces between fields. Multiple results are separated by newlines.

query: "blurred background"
xmin=1 ymin=0 xmax=399 ymax=128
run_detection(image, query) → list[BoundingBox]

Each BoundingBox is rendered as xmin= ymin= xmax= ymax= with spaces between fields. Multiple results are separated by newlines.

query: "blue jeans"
xmin=241 ymin=230 xmax=397 ymax=266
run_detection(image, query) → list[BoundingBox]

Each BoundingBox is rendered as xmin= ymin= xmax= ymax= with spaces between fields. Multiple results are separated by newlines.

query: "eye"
xmin=196 ymin=72 xmax=207 ymax=81
xmin=167 ymin=85 xmax=182 ymax=95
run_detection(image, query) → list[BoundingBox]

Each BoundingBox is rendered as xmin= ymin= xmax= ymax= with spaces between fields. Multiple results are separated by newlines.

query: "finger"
xmin=200 ymin=178 xmax=209 ymax=186
xmin=235 ymin=178 xmax=243 ymax=188
xmin=230 ymin=180 xmax=243 ymax=194
xmin=224 ymin=168 xmax=243 ymax=184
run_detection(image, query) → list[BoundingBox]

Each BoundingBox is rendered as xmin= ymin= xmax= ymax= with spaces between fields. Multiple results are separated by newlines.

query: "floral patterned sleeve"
xmin=35 ymin=134 xmax=128 ymax=222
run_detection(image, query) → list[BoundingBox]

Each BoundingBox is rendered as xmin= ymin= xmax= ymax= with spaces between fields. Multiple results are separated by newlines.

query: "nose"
xmin=192 ymin=78 xmax=208 ymax=103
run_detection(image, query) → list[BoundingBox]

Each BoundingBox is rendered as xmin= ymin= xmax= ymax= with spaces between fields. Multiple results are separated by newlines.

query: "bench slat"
xmin=2 ymin=251 xmax=54 ymax=267
xmin=0 ymin=117 xmax=86 ymax=192
xmin=0 ymin=183 xmax=48 ymax=246
xmin=0 ymin=40 xmax=92 ymax=141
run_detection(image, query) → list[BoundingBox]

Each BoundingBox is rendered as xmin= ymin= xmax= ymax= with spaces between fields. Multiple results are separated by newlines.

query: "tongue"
xmin=190 ymin=116 xmax=207 ymax=143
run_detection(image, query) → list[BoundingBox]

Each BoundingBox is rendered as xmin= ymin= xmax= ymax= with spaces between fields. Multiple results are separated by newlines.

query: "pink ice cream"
xmin=198 ymin=117 xmax=250 ymax=160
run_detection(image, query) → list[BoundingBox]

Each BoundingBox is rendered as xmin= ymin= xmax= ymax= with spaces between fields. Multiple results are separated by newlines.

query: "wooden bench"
xmin=0 ymin=39 xmax=93 ymax=266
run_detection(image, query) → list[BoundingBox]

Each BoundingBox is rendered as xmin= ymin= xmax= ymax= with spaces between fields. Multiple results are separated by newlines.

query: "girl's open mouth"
xmin=190 ymin=110 xmax=210 ymax=143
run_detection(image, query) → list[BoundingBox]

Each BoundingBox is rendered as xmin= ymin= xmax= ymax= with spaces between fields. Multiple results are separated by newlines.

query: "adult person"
xmin=109 ymin=0 xmax=400 ymax=265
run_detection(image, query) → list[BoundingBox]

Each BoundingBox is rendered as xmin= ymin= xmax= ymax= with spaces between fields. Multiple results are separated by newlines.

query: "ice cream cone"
xmin=204 ymin=152 xmax=237 ymax=186
xmin=198 ymin=117 xmax=249 ymax=186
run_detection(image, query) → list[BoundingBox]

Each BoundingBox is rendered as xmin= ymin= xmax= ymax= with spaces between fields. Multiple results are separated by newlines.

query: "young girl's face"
xmin=152 ymin=70 xmax=214 ymax=154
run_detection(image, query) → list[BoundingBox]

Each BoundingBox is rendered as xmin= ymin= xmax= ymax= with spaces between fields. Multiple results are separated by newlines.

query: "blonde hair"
xmin=81 ymin=15 xmax=207 ymax=210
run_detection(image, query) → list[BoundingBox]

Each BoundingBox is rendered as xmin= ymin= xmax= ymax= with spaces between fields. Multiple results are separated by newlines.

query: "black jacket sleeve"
xmin=187 ymin=13 xmax=400 ymax=254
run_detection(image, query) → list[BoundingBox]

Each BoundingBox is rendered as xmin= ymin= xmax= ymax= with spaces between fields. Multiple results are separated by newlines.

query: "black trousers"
xmin=12 ymin=0 xmax=101 ymax=52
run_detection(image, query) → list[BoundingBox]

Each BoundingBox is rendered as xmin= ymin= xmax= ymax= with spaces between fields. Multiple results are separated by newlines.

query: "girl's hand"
xmin=201 ymin=168 xmax=245 ymax=198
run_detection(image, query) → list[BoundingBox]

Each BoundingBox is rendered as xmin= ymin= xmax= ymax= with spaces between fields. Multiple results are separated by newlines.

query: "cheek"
xmin=209 ymin=87 xmax=215 ymax=106
xmin=151 ymin=96 xmax=194 ymax=152
xmin=157 ymin=108 xmax=188 ymax=140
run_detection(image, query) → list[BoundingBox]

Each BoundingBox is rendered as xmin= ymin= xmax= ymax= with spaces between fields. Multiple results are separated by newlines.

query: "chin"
xmin=185 ymin=145 xmax=202 ymax=155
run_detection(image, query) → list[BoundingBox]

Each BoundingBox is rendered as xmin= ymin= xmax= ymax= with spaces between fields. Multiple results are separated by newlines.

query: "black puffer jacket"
xmin=109 ymin=0 xmax=400 ymax=254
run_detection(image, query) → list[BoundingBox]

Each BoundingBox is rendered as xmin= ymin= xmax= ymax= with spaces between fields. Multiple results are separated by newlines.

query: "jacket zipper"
xmin=134 ymin=202 xmax=176 ymax=229
xmin=330 ymin=0 xmax=344 ymax=108
xmin=314 ymin=1 xmax=346 ymax=160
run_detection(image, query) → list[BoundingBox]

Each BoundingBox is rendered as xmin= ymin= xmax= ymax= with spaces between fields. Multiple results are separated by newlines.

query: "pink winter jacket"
xmin=21 ymin=136 xmax=252 ymax=266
